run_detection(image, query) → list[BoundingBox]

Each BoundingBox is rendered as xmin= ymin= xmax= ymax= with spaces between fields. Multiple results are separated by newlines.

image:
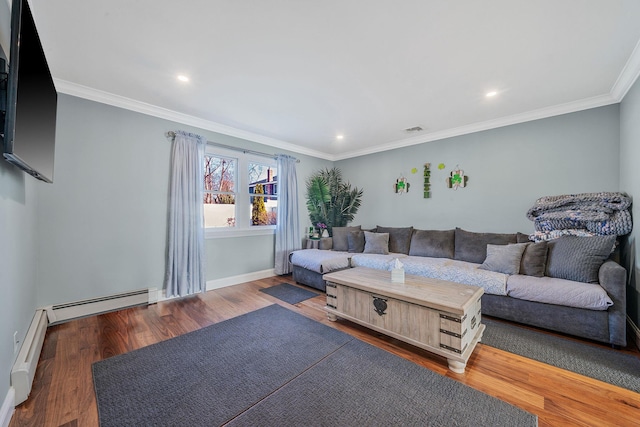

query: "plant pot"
xmin=322 ymin=229 xmax=329 ymax=238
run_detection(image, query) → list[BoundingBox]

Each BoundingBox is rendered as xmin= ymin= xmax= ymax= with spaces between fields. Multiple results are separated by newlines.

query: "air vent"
xmin=404 ymin=126 xmax=424 ymax=133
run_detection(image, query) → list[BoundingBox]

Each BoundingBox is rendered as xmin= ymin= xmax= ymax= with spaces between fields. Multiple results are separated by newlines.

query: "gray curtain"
xmin=165 ymin=131 xmax=206 ymax=297
xmin=274 ymin=154 xmax=301 ymax=274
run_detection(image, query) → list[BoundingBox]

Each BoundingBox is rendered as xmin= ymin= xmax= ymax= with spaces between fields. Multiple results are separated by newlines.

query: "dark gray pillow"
xmin=347 ymin=230 xmax=365 ymax=253
xmin=409 ymin=229 xmax=455 ymax=258
xmin=519 ymin=241 xmax=548 ymax=277
xmin=363 ymin=231 xmax=389 ymax=255
xmin=454 ymin=228 xmax=518 ymax=264
xmin=516 ymin=232 xmax=531 ymax=243
xmin=479 ymin=243 xmax=527 ymax=275
xmin=376 ymin=226 xmax=413 ymax=254
xmin=331 ymin=226 xmax=361 ymax=252
xmin=545 ymin=235 xmax=616 ymax=283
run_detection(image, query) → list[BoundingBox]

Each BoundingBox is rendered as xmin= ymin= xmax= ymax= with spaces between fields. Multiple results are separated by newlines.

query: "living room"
xmin=1 ymin=1 xmax=640 ymax=426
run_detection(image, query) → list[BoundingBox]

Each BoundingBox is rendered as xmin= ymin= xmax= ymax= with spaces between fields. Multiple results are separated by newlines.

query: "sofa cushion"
xmin=408 ymin=229 xmax=455 ymax=258
xmin=376 ymin=226 xmax=414 ymax=254
xmin=545 ymin=235 xmax=616 ymax=283
xmin=351 ymin=253 xmax=408 ymax=270
xmin=347 ymin=230 xmax=365 ymax=253
xmin=289 ymin=249 xmax=351 ymax=274
xmin=331 ymin=226 xmax=361 ymax=251
xmin=454 ymin=228 xmax=517 ymax=264
xmin=364 ymin=231 xmax=389 ymax=255
xmin=479 ymin=243 xmax=527 ymax=275
xmin=520 ymin=241 xmax=548 ymax=277
xmin=507 ymin=275 xmax=613 ymax=310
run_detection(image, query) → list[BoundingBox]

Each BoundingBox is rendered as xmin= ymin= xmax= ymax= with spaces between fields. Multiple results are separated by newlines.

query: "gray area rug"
xmin=482 ymin=317 xmax=640 ymax=393
xmin=259 ymin=282 xmax=319 ymax=304
xmin=93 ymin=304 xmax=536 ymax=426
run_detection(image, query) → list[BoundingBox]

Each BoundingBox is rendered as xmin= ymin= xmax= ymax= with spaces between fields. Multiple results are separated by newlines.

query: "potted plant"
xmin=305 ymin=167 xmax=363 ymax=236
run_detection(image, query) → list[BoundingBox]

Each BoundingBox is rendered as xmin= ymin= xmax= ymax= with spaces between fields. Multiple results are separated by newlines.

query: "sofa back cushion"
xmin=376 ymin=226 xmax=413 ymax=254
xmin=454 ymin=228 xmax=517 ymax=264
xmin=479 ymin=243 xmax=527 ymax=275
xmin=545 ymin=235 xmax=615 ymax=283
xmin=347 ymin=230 xmax=365 ymax=253
xmin=331 ymin=226 xmax=361 ymax=251
xmin=409 ymin=229 xmax=455 ymax=258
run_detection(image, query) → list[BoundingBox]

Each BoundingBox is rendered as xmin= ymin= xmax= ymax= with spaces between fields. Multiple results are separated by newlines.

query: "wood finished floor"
xmin=9 ymin=275 xmax=640 ymax=427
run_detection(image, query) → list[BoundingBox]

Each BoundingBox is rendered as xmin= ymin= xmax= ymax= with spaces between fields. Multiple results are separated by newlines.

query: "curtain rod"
xmin=165 ymin=131 xmax=299 ymax=163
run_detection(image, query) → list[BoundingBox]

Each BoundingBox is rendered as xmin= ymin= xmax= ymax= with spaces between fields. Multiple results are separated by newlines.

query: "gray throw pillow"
xmin=376 ymin=226 xmax=413 ymax=254
xmin=331 ymin=226 xmax=361 ymax=251
xmin=347 ymin=230 xmax=365 ymax=253
xmin=454 ymin=228 xmax=518 ymax=264
xmin=545 ymin=235 xmax=616 ymax=283
xmin=363 ymin=231 xmax=390 ymax=255
xmin=519 ymin=241 xmax=548 ymax=277
xmin=409 ymin=229 xmax=455 ymax=258
xmin=479 ymin=243 xmax=527 ymax=275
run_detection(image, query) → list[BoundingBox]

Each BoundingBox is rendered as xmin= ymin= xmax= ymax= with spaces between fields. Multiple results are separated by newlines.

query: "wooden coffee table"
xmin=323 ymin=267 xmax=485 ymax=373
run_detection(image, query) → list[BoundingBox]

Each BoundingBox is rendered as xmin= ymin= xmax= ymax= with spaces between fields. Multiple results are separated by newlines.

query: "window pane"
xmin=205 ymin=155 xmax=236 ymax=193
xmin=250 ymin=196 xmax=277 ymax=225
xmin=204 ymin=155 xmax=237 ymax=228
xmin=249 ymin=163 xmax=277 ymax=226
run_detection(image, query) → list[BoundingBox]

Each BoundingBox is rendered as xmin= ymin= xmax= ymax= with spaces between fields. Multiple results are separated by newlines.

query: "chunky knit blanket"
xmin=526 ymin=192 xmax=633 ymax=236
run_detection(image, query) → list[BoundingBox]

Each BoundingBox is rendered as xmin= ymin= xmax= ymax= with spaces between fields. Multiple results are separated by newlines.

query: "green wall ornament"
xmin=447 ymin=165 xmax=468 ymax=190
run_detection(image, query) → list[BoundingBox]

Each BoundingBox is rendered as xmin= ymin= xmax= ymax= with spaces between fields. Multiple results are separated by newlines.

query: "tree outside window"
xmin=204 ymin=155 xmax=237 ymax=227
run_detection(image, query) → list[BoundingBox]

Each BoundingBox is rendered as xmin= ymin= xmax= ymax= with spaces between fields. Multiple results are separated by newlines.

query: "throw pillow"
xmin=331 ymin=226 xmax=361 ymax=251
xmin=454 ymin=228 xmax=518 ymax=264
xmin=409 ymin=229 xmax=455 ymax=258
xmin=545 ymin=235 xmax=616 ymax=283
xmin=519 ymin=241 xmax=548 ymax=277
xmin=376 ymin=226 xmax=413 ymax=254
xmin=363 ymin=231 xmax=390 ymax=255
xmin=347 ymin=230 xmax=365 ymax=253
xmin=479 ymin=243 xmax=527 ymax=275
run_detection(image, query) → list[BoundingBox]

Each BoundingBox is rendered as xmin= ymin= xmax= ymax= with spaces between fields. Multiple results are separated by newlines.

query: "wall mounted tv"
xmin=1 ymin=0 xmax=57 ymax=183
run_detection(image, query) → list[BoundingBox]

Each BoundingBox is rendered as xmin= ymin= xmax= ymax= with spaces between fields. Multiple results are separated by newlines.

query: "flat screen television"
xmin=1 ymin=0 xmax=57 ymax=183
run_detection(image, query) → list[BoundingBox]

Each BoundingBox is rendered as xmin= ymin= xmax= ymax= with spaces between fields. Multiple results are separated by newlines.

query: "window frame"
xmin=204 ymin=146 xmax=277 ymax=239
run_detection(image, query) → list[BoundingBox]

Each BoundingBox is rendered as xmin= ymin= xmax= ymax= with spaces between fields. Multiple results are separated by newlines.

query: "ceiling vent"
xmin=404 ymin=126 xmax=424 ymax=133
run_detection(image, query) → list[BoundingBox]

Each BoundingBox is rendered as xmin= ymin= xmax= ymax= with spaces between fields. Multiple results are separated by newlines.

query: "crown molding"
xmin=610 ymin=38 xmax=640 ymax=101
xmin=333 ymin=93 xmax=618 ymax=161
xmin=55 ymin=69 xmax=631 ymax=163
xmin=53 ymin=79 xmax=335 ymax=161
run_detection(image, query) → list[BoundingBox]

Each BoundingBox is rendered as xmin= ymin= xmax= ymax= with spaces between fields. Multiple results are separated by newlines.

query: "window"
xmin=249 ymin=162 xmax=277 ymax=226
xmin=204 ymin=148 xmax=277 ymax=237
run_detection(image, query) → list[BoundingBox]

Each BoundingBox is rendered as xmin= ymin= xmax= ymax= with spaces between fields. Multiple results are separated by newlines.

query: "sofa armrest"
xmin=598 ymin=260 xmax=627 ymax=346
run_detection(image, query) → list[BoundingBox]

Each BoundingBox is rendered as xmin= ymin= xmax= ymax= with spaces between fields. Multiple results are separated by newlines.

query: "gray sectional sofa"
xmin=289 ymin=226 xmax=627 ymax=346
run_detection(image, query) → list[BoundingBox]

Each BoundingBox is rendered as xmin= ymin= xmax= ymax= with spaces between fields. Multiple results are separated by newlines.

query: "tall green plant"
xmin=305 ymin=167 xmax=363 ymax=235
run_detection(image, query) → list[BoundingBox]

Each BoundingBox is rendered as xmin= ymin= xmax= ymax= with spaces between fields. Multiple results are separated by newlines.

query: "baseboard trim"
xmin=206 ymin=269 xmax=276 ymax=291
xmin=0 ymin=388 xmax=15 ymax=427
xmin=627 ymin=315 xmax=640 ymax=350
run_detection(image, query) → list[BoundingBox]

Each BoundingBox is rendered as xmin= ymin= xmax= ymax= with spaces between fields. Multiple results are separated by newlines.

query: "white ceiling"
xmin=27 ymin=0 xmax=640 ymax=160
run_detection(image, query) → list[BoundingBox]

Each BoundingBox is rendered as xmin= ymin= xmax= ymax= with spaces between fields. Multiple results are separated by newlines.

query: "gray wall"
xmin=620 ymin=77 xmax=640 ymax=330
xmin=336 ymin=105 xmax=621 ymax=233
xmin=0 ymin=0 xmax=40 ymax=409
xmin=37 ymin=94 xmax=332 ymax=305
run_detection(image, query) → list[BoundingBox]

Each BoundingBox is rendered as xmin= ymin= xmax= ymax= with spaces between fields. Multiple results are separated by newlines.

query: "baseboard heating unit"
xmin=11 ymin=288 xmax=157 ymax=406
xmin=45 ymin=288 xmax=158 ymax=325
xmin=11 ymin=309 xmax=48 ymax=405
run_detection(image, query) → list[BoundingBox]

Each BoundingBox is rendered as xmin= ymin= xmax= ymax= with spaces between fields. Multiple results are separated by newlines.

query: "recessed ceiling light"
xmin=485 ymin=91 xmax=498 ymax=97
xmin=177 ymin=75 xmax=190 ymax=82
xmin=336 ymin=134 xmax=344 ymax=140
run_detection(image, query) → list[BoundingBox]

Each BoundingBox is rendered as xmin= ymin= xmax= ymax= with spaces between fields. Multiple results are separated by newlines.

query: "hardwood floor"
xmin=9 ymin=275 xmax=640 ymax=427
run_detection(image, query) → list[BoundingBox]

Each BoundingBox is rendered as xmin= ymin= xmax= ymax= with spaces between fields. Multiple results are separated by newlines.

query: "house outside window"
xmin=204 ymin=147 xmax=277 ymax=238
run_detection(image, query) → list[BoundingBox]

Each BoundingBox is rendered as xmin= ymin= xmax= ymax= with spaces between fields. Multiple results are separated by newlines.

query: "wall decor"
xmin=411 ymin=167 xmax=418 ymax=174
xmin=395 ymin=174 xmax=410 ymax=194
xmin=423 ymin=163 xmax=431 ymax=198
xmin=438 ymin=163 xmax=446 ymax=170
xmin=446 ymin=165 xmax=468 ymax=190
